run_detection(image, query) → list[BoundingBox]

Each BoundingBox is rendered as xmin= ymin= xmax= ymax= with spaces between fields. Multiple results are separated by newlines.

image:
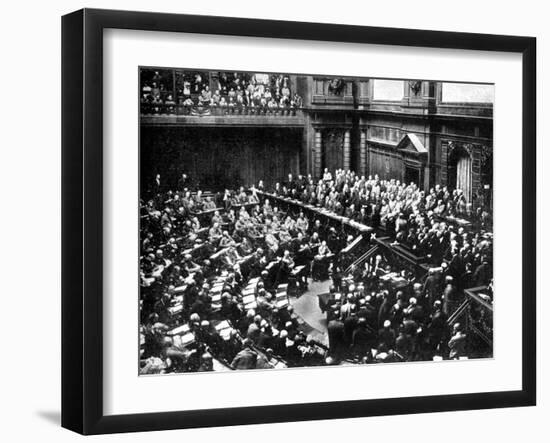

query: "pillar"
xmin=313 ymin=129 xmax=322 ymax=179
xmin=359 ymin=130 xmax=367 ymax=176
xmin=343 ymin=129 xmax=351 ymax=171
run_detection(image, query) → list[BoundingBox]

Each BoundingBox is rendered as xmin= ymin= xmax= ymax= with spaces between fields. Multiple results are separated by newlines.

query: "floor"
xmin=289 ymin=278 xmax=331 ymax=346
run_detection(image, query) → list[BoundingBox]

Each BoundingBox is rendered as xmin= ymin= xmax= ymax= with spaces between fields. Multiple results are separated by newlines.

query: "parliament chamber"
xmin=139 ymin=68 xmax=494 ymax=374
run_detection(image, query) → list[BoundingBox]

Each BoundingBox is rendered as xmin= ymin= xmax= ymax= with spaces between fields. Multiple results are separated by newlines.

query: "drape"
xmin=456 ymin=155 xmax=472 ymax=202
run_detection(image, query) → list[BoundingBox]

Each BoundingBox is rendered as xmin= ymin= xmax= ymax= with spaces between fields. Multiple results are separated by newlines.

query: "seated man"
xmin=203 ymin=196 xmax=216 ymax=211
xmin=211 ymin=210 xmax=223 ymax=226
xmin=208 ymin=222 xmax=223 ymax=245
xmin=183 ymin=253 xmax=201 ymax=275
xmin=265 ymin=228 xmax=279 ymax=257
xmin=248 ymin=190 xmax=260 ymax=204
xmin=194 ymin=190 xmax=204 ymax=211
xmin=219 ymin=230 xmax=236 ymax=249
xmin=278 ymin=229 xmax=293 ymax=249
xmin=238 ymin=236 xmax=254 ymax=256
xmin=237 ymin=187 xmax=248 ymax=204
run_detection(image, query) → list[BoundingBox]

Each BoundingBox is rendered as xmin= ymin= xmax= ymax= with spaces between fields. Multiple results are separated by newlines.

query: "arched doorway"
xmin=448 ymin=146 xmax=472 ymax=202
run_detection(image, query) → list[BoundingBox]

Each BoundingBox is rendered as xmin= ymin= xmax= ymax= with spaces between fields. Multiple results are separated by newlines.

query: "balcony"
xmin=140 ymin=103 xmax=306 ymax=127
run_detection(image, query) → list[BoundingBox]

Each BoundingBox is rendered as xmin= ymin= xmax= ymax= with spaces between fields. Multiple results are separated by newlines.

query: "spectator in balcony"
xmin=210 ymin=90 xmax=221 ymax=106
xmin=151 ymin=82 xmax=161 ymax=99
xmin=260 ymin=96 xmax=268 ymax=109
xmin=243 ymin=90 xmax=252 ymax=107
xmin=182 ymin=96 xmax=194 ymax=113
xmin=219 ymin=97 xmax=228 ymax=108
xmin=236 ymin=94 xmax=245 ymax=109
xmin=193 ymin=73 xmax=203 ymax=93
xmin=183 ymin=80 xmax=191 ymax=96
xmin=199 ymin=86 xmax=211 ymax=106
xmin=267 ymin=98 xmax=278 ymax=112
xmin=292 ymin=93 xmax=303 ymax=108
xmin=282 ymin=83 xmax=291 ymax=98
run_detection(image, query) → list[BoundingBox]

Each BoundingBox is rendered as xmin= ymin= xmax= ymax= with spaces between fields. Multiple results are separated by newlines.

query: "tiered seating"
xmin=167 ymin=323 xmax=195 ymax=348
xmin=210 ymin=274 xmax=230 ymax=312
xmin=213 ymin=319 xmax=233 ymax=342
xmin=275 ymin=283 xmax=290 ymax=309
xmin=242 ymin=277 xmax=261 ymax=311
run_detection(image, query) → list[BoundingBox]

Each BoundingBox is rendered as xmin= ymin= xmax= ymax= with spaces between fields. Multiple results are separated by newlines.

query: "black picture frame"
xmin=62 ymin=8 xmax=537 ymax=435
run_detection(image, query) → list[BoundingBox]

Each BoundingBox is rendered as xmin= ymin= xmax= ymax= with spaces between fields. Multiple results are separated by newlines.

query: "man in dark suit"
xmin=473 ymin=255 xmax=492 ymax=286
xmin=230 ymin=339 xmax=258 ymax=369
xmin=327 ymin=315 xmax=346 ymax=359
xmin=423 ymin=269 xmax=441 ymax=307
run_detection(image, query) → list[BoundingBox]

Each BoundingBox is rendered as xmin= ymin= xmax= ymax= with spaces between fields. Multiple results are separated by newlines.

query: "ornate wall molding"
xmin=447 ymin=140 xmax=475 ymax=156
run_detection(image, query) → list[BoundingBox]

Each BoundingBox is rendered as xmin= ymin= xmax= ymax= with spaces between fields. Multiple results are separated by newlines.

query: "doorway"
xmin=404 ymin=166 xmax=420 ymax=187
xmin=448 ymin=146 xmax=472 ymax=202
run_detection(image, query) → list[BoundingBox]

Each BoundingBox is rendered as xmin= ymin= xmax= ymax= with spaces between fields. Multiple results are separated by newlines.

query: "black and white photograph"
xmin=138 ymin=68 xmax=494 ymax=374
xmin=1 ymin=0 xmax=545 ymax=439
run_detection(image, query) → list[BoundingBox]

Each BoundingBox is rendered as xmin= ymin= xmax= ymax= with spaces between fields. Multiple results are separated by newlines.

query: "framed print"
xmin=61 ymin=8 xmax=536 ymax=435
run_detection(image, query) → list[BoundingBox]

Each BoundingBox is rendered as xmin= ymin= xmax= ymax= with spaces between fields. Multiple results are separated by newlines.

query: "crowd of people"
xmin=139 ymin=178 xmax=349 ymax=374
xmin=266 ymin=169 xmax=493 ymax=361
xmin=140 ymin=70 xmax=304 ymax=116
xmin=139 ymin=169 xmax=493 ymax=375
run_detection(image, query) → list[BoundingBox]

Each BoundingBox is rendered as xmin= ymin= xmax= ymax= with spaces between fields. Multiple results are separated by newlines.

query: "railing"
xmin=344 ymin=243 xmax=379 ymax=274
xmin=373 ymin=237 xmax=431 ymax=279
xmin=140 ymin=102 xmax=303 ymax=118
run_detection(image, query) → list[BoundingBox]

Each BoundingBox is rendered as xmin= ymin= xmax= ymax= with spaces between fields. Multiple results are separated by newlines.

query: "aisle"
xmin=289 ymin=278 xmax=331 ymax=346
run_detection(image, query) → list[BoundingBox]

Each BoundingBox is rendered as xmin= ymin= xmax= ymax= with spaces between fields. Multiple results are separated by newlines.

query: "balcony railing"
xmin=140 ymin=102 xmax=303 ymax=118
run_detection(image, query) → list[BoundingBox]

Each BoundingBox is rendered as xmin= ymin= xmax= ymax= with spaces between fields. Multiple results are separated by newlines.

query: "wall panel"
xmin=140 ymin=126 xmax=302 ymax=193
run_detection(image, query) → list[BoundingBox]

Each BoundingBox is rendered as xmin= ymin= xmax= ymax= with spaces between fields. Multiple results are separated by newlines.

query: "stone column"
xmin=440 ymin=140 xmax=449 ymax=186
xmin=313 ymin=129 xmax=322 ymax=179
xmin=359 ymin=129 xmax=367 ymax=176
xmin=343 ymin=129 xmax=351 ymax=171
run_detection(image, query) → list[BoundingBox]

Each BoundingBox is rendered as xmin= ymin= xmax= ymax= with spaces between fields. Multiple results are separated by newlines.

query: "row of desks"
xmin=256 ymin=191 xmax=373 ymax=234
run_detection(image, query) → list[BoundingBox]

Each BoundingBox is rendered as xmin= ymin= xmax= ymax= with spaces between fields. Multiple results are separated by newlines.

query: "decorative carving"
xmin=447 ymin=140 xmax=474 ymax=156
xmin=480 ymin=145 xmax=492 ymax=163
xmin=328 ymin=78 xmax=346 ymax=95
xmin=409 ymin=80 xmax=422 ymax=96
